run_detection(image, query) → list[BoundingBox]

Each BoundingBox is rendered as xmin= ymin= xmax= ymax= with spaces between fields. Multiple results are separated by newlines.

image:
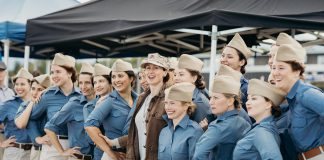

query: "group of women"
xmin=0 ymin=32 xmax=322 ymax=160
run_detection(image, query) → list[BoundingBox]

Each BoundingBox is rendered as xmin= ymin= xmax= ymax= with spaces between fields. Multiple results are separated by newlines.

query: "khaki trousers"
xmin=39 ymin=139 xmax=69 ymax=160
xmin=3 ymin=147 xmax=31 ymax=160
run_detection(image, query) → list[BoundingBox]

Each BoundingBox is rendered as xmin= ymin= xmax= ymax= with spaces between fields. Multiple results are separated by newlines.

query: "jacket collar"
xmin=163 ymin=114 xmax=190 ymax=130
xmin=216 ymin=109 xmax=239 ymax=122
xmin=286 ymin=79 xmax=302 ymax=100
xmin=53 ymin=86 xmax=81 ymax=95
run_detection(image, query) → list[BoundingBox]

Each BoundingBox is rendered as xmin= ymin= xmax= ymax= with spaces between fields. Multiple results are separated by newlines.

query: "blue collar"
xmin=259 ymin=115 xmax=274 ymax=124
xmin=192 ymin=87 xmax=199 ymax=100
xmin=240 ymin=76 xmax=248 ymax=83
xmin=217 ymin=109 xmax=239 ymax=122
xmin=163 ymin=114 xmax=190 ymax=130
xmin=110 ymin=90 xmax=138 ymax=106
xmin=80 ymin=95 xmax=88 ymax=104
xmin=286 ymin=79 xmax=301 ymax=100
xmin=53 ymin=86 xmax=81 ymax=95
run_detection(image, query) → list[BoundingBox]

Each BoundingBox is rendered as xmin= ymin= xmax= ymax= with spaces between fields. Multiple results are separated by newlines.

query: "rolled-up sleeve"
xmin=30 ymin=95 xmax=47 ymax=119
xmin=45 ymin=101 xmax=74 ymax=134
xmin=84 ymin=98 xmax=112 ymax=128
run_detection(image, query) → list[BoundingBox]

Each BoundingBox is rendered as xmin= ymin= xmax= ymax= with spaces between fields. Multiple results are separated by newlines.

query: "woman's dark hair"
xmin=31 ymin=71 xmax=41 ymax=77
xmin=61 ymin=66 xmax=77 ymax=83
xmin=223 ymin=93 xmax=242 ymax=110
xmin=125 ymin=71 xmax=136 ymax=87
xmin=79 ymin=72 xmax=94 ymax=85
xmin=13 ymin=78 xmax=32 ymax=86
xmin=110 ymin=71 xmax=136 ymax=87
xmin=264 ymin=97 xmax=282 ymax=118
xmin=162 ymin=68 xmax=170 ymax=83
xmin=237 ymin=50 xmax=248 ymax=74
xmin=187 ymin=69 xmax=206 ymax=90
xmin=93 ymin=74 xmax=112 ymax=85
xmin=285 ymin=61 xmax=305 ymax=81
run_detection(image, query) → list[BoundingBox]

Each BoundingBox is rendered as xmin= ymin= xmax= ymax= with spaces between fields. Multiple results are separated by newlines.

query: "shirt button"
xmin=143 ymin=145 xmax=146 ymax=148
xmin=147 ymin=108 xmax=151 ymax=111
xmin=145 ymin=120 xmax=148 ymax=123
xmin=144 ymin=132 xmax=146 ymax=135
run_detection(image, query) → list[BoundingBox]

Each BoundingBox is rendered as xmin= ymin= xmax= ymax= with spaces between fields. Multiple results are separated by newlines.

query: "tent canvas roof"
xmin=26 ymin=0 xmax=324 ymax=58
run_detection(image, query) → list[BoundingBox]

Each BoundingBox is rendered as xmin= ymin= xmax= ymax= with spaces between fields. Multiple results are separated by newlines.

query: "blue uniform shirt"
xmin=84 ymin=90 xmax=138 ymax=139
xmin=0 ymin=96 xmax=31 ymax=143
xmin=240 ymin=76 xmax=249 ymax=112
xmin=16 ymin=101 xmax=47 ymax=145
xmin=193 ymin=109 xmax=251 ymax=160
xmin=233 ymin=116 xmax=282 ymax=160
xmin=275 ymin=103 xmax=289 ymax=133
xmin=158 ymin=114 xmax=203 ymax=160
xmin=45 ymin=95 xmax=94 ymax=155
xmin=83 ymin=97 xmax=103 ymax=160
xmin=192 ymin=88 xmax=211 ymax=123
xmin=286 ymin=80 xmax=324 ymax=152
xmin=28 ymin=86 xmax=81 ymax=138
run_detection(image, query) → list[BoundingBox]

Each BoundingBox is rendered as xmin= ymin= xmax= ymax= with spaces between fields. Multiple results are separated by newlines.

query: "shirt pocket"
xmin=291 ymin=116 xmax=307 ymax=128
xmin=158 ymin=145 xmax=168 ymax=160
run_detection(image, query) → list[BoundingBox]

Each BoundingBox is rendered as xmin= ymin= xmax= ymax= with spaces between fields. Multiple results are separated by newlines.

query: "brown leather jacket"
xmin=118 ymin=84 xmax=167 ymax=160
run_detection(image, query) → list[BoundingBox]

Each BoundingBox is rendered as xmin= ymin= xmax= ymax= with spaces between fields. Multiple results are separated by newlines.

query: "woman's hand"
xmin=0 ymin=136 xmax=16 ymax=148
xmin=61 ymin=147 xmax=82 ymax=157
xmin=199 ymin=118 xmax=209 ymax=131
xmin=99 ymin=134 xmax=113 ymax=146
xmin=35 ymin=135 xmax=51 ymax=146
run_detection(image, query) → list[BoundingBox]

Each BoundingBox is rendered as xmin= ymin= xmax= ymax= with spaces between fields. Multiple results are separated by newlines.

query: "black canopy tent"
xmin=26 ymin=0 xmax=324 ymax=59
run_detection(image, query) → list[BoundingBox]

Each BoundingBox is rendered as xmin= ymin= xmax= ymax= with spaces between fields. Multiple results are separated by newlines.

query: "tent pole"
xmin=209 ymin=25 xmax=218 ymax=91
xmin=2 ymin=39 xmax=10 ymax=86
xmin=46 ymin=60 xmax=51 ymax=74
xmin=24 ymin=46 xmax=30 ymax=70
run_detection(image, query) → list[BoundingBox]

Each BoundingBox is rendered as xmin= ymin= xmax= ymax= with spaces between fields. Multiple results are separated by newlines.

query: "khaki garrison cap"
xmin=111 ymin=59 xmax=133 ymax=72
xmin=140 ymin=53 xmax=169 ymax=69
xmin=13 ymin=68 xmax=33 ymax=82
xmin=94 ymin=63 xmax=111 ymax=76
xmin=177 ymin=54 xmax=203 ymax=72
xmin=276 ymin=33 xmax=302 ymax=48
xmin=248 ymin=79 xmax=286 ymax=106
xmin=165 ymin=82 xmax=195 ymax=102
xmin=216 ymin=64 xmax=242 ymax=82
xmin=211 ymin=75 xmax=240 ymax=96
xmin=52 ymin=53 xmax=76 ymax=68
xmin=34 ymin=74 xmax=51 ymax=88
xmin=227 ymin=33 xmax=252 ymax=59
xmin=80 ymin=62 xmax=94 ymax=74
xmin=275 ymin=44 xmax=306 ymax=63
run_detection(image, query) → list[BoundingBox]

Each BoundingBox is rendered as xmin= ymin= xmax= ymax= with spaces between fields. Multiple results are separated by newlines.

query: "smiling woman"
xmin=272 ymin=44 xmax=324 ymax=160
xmin=85 ymin=59 xmax=138 ymax=160
xmin=0 ymin=68 xmax=33 ymax=160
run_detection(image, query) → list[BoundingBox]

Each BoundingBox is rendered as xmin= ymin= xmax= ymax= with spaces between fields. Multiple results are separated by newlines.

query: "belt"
xmin=33 ymin=145 xmax=42 ymax=151
xmin=298 ymin=144 xmax=324 ymax=160
xmin=57 ymin=135 xmax=68 ymax=140
xmin=73 ymin=153 xmax=92 ymax=160
xmin=12 ymin=143 xmax=33 ymax=150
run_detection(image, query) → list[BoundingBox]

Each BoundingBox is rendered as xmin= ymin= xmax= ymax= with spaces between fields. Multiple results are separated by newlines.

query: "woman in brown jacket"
xmin=102 ymin=53 xmax=170 ymax=160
